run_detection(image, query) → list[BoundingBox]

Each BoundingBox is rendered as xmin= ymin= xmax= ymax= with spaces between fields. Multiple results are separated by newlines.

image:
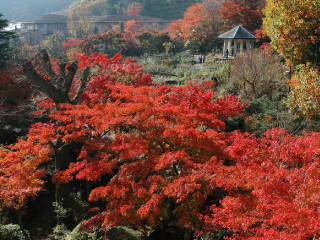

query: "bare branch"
xmin=23 ymin=61 xmax=60 ymax=103
xmin=38 ymin=50 xmax=60 ymax=84
xmin=71 ymin=66 xmax=90 ymax=104
xmin=63 ymin=62 xmax=78 ymax=96
xmin=58 ymin=62 xmax=67 ymax=89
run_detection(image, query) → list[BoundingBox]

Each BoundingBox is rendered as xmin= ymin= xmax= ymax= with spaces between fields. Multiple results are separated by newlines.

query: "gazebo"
xmin=218 ymin=26 xmax=256 ymax=58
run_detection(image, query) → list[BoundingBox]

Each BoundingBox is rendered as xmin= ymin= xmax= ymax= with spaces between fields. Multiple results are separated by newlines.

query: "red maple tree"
xmin=51 ymin=80 xmax=245 ymax=232
xmin=0 ymin=123 xmax=54 ymax=227
xmin=201 ymin=128 xmax=320 ymax=239
xmin=0 ymin=65 xmax=31 ymax=125
xmin=16 ymin=51 xmax=152 ymax=227
xmin=220 ymin=0 xmax=265 ymax=32
xmin=168 ymin=3 xmax=214 ymax=41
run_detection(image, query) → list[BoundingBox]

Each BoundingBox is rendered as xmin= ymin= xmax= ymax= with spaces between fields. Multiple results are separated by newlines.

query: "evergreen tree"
xmin=0 ymin=14 xmax=15 ymax=68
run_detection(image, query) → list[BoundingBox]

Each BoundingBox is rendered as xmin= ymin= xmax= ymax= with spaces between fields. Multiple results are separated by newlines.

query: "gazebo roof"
xmin=218 ymin=26 xmax=256 ymax=40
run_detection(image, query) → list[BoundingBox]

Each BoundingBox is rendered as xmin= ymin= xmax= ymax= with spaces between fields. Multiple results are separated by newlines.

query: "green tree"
xmin=136 ymin=29 xmax=171 ymax=54
xmin=67 ymin=0 xmax=132 ymax=16
xmin=0 ymin=14 xmax=15 ymax=68
xmin=140 ymin=0 xmax=197 ymax=20
xmin=40 ymin=32 xmax=66 ymax=59
xmin=68 ymin=3 xmax=94 ymax=39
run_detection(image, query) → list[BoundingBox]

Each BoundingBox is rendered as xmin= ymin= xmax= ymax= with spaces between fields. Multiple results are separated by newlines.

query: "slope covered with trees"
xmin=2 ymin=0 xmax=198 ymax=22
xmin=1 ymin=0 xmax=75 ymax=21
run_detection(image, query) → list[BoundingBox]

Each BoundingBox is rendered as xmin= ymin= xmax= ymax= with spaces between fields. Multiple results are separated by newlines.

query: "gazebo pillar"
xmin=227 ymin=39 xmax=232 ymax=55
xmin=234 ymin=40 xmax=238 ymax=57
xmin=246 ymin=40 xmax=252 ymax=50
xmin=223 ymin=40 xmax=228 ymax=57
xmin=240 ymin=39 xmax=244 ymax=53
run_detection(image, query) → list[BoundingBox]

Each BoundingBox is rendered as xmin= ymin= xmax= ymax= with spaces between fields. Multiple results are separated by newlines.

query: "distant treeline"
xmin=2 ymin=0 xmax=198 ymax=22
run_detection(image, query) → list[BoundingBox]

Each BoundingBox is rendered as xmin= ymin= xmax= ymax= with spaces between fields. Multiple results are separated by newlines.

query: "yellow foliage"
xmin=263 ymin=0 xmax=320 ymax=66
xmin=66 ymin=48 xmax=81 ymax=61
xmin=287 ymin=64 xmax=320 ymax=118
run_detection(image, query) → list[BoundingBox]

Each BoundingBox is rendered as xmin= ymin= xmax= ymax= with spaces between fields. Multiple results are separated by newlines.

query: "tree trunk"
xmin=22 ymin=50 xmax=90 ymax=229
xmin=54 ymin=140 xmax=71 ymax=225
xmin=16 ymin=210 xmax=31 ymax=240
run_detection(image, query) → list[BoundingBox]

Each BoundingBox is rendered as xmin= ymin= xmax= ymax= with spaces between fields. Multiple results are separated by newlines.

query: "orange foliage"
xmin=52 ymin=80 xmax=245 ymax=230
xmin=219 ymin=0 xmax=265 ymax=32
xmin=287 ymin=64 xmax=320 ymax=118
xmin=168 ymin=3 xmax=214 ymax=41
xmin=124 ymin=2 xmax=142 ymax=16
xmin=201 ymin=129 xmax=320 ymax=239
xmin=263 ymin=0 xmax=320 ymax=65
xmin=4 ymin=52 xmax=320 ymax=239
xmin=0 ymin=123 xmax=54 ymax=211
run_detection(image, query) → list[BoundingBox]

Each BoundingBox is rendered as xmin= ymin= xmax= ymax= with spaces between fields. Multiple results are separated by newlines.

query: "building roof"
xmin=218 ymin=26 xmax=256 ymax=40
xmin=22 ymin=14 xmax=171 ymax=24
xmin=91 ymin=15 xmax=171 ymax=23
xmin=23 ymin=14 xmax=68 ymax=23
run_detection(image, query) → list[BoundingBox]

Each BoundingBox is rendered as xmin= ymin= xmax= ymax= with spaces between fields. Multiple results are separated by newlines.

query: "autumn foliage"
xmin=63 ymin=20 xmax=172 ymax=57
xmin=0 ymin=123 xmax=54 ymax=211
xmin=2 ymin=51 xmax=320 ymax=239
xmin=168 ymin=4 xmax=211 ymax=40
xmin=2 ymin=0 xmax=320 ymax=238
xmin=263 ymin=0 xmax=320 ymax=65
xmin=51 ymin=80 xmax=245 ymax=231
xmin=202 ymin=128 xmax=320 ymax=239
xmin=287 ymin=64 xmax=320 ymax=118
xmin=167 ymin=3 xmax=220 ymax=52
xmin=168 ymin=0 xmax=265 ymax=52
xmin=220 ymin=0 xmax=265 ymax=32
xmin=123 ymin=2 xmax=142 ymax=16
xmin=263 ymin=0 xmax=320 ymax=119
xmin=0 ymin=66 xmax=31 ymax=123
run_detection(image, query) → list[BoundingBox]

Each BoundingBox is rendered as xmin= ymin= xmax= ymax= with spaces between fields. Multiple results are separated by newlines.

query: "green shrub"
xmin=0 ymin=224 xmax=28 ymax=240
xmin=107 ymin=226 xmax=145 ymax=240
xmin=65 ymin=224 xmax=104 ymax=240
xmin=51 ymin=224 xmax=70 ymax=240
xmin=244 ymin=95 xmax=305 ymax=137
xmin=65 ymin=224 xmax=145 ymax=240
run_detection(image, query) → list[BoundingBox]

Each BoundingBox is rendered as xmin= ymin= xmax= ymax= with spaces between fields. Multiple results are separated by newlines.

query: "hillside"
xmin=1 ymin=0 xmax=75 ymax=21
xmin=2 ymin=0 xmax=199 ymax=22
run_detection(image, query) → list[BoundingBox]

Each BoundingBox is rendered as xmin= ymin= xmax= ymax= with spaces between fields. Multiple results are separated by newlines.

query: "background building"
xmin=20 ymin=14 xmax=171 ymax=44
